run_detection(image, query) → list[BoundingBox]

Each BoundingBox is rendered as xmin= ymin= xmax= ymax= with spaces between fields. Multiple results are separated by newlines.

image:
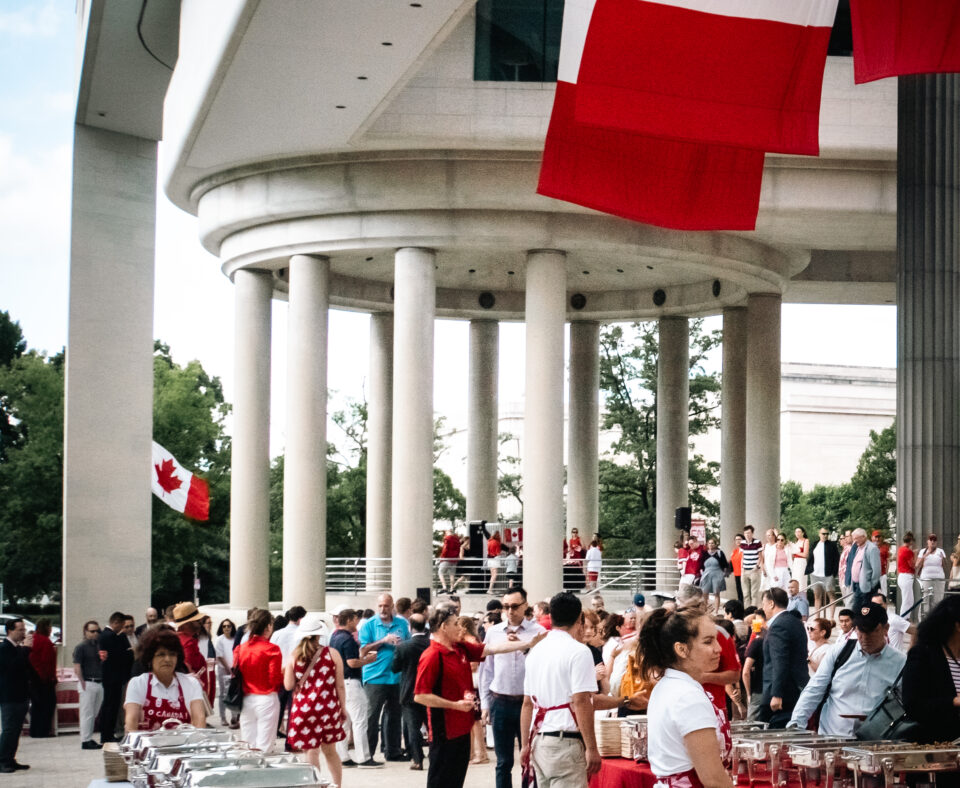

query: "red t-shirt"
xmin=29 ymin=633 xmax=57 ymax=683
xmin=440 ymin=533 xmax=460 ymax=560
xmin=233 ymin=635 xmax=283 ymax=695
xmin=897 ymin=545 xmax=916 ymax=574
xmin=414 ymin=639 xmax=485 ymax=740
xmin=878 ymin=543 xmax=890 ymax=573
xmin=684 ymin=549 xmax=703 ymax=576
xmin=488 ymin=538 xmax=501 ymax=558
xmin=702 ymin=625 xmax=740 ymax=716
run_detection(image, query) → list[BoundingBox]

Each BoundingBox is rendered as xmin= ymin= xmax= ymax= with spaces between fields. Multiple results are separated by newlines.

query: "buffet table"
xmin=589 ymin=759 xmax=794 ymax=788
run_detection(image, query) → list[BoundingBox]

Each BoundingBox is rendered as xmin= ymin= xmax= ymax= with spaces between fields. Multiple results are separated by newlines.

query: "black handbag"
xmin=224 ymin=666 xmax=244 ymax=712
xmin=855 ymin=667 xmax=920 ymax=742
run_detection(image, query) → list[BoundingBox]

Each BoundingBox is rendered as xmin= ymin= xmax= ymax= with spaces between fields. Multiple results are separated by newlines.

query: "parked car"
xmin=0 ymin=613 xmax=61 ymax=643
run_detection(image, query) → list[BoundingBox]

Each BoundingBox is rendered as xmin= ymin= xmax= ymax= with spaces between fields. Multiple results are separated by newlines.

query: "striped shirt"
xmin=740 ymin=539 xmax=763 ymax=571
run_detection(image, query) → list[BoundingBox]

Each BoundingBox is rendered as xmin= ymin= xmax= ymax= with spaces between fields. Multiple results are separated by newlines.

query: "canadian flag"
xmin=538 ymin=0 xmax=766 ymax=231
xmin=151 ymin=441 xmax=210 ymax=521
xmin=575 ymin=0 xmax=838 ymax=155
xmin=502 ymin=527 xmax=523 ymax=544
xmin=850 ymin=0 xmax=960 ymax=83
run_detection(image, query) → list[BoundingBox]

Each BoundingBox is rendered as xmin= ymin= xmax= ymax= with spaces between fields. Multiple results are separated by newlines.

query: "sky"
xmin=0 ymin=1 xmax=899 ymax=460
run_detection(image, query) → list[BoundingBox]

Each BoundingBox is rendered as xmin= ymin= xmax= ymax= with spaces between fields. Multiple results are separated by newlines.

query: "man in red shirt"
xmin=680 ymin=536 xmax=703 ymax=585
xmin=414 ymin=605 xmax=543 ymax=788
xmin=438 ymin=529 xmax=463 ymax=592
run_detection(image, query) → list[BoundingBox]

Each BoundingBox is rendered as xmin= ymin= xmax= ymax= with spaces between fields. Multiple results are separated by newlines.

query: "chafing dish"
xmin=181 ymin=762 xmax=331 ymax=787
xmin=732 ymin=731 xmax=846 ymax=786
xmin=731 ymin=722 xmax=770 ymax=734
xmin=129 ymin=742 xmax=245 ymax=785
xmin=133 ymin=752 xmax=300 ymax=788
xmin=787 ymin=739 xmax=872 ymax=788
xmin=121 ymin=726 xmax=235 ymax=763
xmin=841 ymin=743 xmax=960 ymax=788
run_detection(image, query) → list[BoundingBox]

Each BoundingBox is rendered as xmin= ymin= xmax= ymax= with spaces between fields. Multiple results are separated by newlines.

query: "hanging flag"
xmin=574 ymin=0 xmax=838 ymax=155
xmin=537 ymin=0 xmax=765 ymax=230
xmin=151 ymin=441 xmax=210 ymax=521
xmin=850 ymin=0 xmax=960 ymax=84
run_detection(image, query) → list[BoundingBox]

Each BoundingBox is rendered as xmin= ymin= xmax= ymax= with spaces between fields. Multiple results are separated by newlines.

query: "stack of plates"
xmin=596 ymin=717 xmax=624 ymax=757
xmin=102 ymin=743 xmax=128 ymax=783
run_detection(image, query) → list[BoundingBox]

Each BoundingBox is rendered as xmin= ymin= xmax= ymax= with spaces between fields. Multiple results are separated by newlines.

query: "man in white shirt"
xmin=479 ymin=586 xmax=546 ymax=788
xmin=870 ymin=593 xmax=914 ymax=652
xmin=270 ymin=605 xmax=307 ymax=735
xmin=520 ymin=592 xmax=600 ymax=788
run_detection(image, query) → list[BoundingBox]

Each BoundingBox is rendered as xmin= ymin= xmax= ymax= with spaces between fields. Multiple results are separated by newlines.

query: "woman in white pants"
xmin=916 ymin=533 xmax=947 ymax=615
xmin=233 ymin=609 xmax=283 ymax=752
xmin=896 ymin=532 xmax=917 ymax=617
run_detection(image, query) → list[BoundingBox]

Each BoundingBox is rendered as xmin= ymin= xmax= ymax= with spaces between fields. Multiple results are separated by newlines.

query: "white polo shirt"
xmin=124 ymin=672 xmax=204 ymax=708
xmin=647 ymin=668 xmax=723 ymax=778
xmin=523 ymin=629 xmax=597 ymax=733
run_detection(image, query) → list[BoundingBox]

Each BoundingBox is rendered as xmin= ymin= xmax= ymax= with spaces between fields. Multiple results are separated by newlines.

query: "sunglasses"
xmin=87 ymin=628 xmax=100 ymax=633
xmin=502 ymin=603 xmax=525 ymax=611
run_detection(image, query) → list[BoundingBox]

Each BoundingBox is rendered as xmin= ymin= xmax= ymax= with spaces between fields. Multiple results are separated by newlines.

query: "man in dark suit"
xmin=759 ymin=587 xmax=808 ymax=728
xmin=391 ymin=613 xmax=431 ymax=770
xmin=99 ymin=611 xmax=134 ymax=744
xmin=0 ymin=618 xmax=33 ymax=772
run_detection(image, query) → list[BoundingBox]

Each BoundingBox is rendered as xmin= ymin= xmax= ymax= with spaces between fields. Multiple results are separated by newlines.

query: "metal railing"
xmin=324 ymin=556 xmax=682 ymax=596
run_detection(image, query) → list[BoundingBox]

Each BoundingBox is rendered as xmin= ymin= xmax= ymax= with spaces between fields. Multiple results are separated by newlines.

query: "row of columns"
xmin=227 ymin=248 xmax=783 ymax=608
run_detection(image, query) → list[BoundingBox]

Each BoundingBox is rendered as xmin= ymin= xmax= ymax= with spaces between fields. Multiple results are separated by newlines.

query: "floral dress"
xmin=285 ymin=647 xmax=345 ymax=750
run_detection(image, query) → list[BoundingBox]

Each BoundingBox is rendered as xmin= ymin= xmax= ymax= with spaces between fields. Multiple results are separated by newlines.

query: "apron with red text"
xmin=139 ymin=673 xmax=192 ymax=731
xmin=521 ymin=698 xmax=580 ymax=788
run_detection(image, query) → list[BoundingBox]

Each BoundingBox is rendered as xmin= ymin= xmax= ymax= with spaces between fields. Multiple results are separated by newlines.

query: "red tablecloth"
xmin=590 ymin=758 xmax=795 ymax=788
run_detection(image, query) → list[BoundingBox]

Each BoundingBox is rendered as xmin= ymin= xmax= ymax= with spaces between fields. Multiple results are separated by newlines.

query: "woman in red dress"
xmin=284 ymin=615 xmax=346 ymax=787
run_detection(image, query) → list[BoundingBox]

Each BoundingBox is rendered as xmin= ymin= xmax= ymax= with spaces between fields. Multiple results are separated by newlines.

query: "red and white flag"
xmin=151 ymin=441 xmax=210 ymax=521
xmin=538 ymin=0 xmax=765 ymax=230
xmin=851 ymin=0 xmax=960 ymax=84
xmin=575 ymin=0 xmax=838 ymax=156
xmin=502 ymin=527 xmax=524 ymax=544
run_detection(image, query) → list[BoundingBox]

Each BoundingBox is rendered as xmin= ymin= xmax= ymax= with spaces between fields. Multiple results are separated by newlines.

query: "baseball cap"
xmin=853 ymin=601 xmax=888 ymax=632
xmin=633 ymin=593 xmax=646 ymax=608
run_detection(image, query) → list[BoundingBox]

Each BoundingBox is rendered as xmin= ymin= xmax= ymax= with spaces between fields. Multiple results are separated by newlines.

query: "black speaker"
xmin=416 ymin=587 xmax=431 ymax=604
xmin=675 ymin=507 xmax=692 ymax=531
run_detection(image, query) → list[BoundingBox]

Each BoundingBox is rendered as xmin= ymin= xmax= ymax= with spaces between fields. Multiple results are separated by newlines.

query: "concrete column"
xmin=366 ymin=312 xmax=393 ymax=589
xmin=897 ymin=74 xmax=960 ymax=548
xmin=721 ymin=307 xmax=747 ymax=550
xmin=568 ymin=321 xmax=600 ymax=541
xmin=63 ymin=126 xmax=155 ymax=650
xmin=282 ymin=255 xmax=328 ymax=610
xmin=230 ymin=269 xmax=273 ymax=608
xmin=745 ymin=293 xmax=781 ymax=532
xmin=467 ymin=321 xmax=499 ymax=523
xmin=656 ymin=317 xmax=689 ymax=565
xmin=391 ymin=248 xmax=436 ymax=596
xmin=522 ymin=250 xmax=567 ymax=601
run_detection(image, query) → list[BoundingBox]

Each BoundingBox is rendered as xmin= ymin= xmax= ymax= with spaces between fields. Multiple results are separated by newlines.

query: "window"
xmin=474 ymin=0 xmax=564 ymax=82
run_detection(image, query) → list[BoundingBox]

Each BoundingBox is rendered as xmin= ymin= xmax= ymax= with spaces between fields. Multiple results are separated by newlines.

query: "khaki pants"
xmin=741 ymin=568 xmax=762 ymax=608
xmin=532 ymin=734 xmax=587 ymax=788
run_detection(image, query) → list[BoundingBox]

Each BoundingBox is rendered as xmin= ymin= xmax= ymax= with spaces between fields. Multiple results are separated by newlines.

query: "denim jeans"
xmin=365 ymin=683 xmax=402 ymax=759
xmin=491 ymin=695 xmax=524 ymax=788
xmin=0 ymin=701 xmax=29 ymax=765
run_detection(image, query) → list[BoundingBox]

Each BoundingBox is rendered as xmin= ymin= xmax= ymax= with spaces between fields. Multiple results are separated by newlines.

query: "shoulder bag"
xmin=855 ymin=666 xmax=920 ymax=742
xmin=224 ymin=666 xmax=244 ymax=712
xmin=807 ymin=639 xmax=856 ymax=731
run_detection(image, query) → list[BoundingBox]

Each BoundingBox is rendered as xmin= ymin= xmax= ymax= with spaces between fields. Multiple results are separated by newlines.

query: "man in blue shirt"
xmin=786 ymin=580 xmax=810 ymax=621
xmin=359 ymin=593 xmax=410 ymax=761
xmin=787 ymin=601 xmax=906 ymax=736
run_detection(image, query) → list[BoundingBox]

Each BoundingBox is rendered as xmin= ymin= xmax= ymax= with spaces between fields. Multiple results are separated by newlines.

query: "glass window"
xmin=474 ymin=0 xmax=564 ymax=82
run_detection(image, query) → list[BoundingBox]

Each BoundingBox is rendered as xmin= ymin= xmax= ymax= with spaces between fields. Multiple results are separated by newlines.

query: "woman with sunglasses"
xmin=214 ymin=619 xmax=238 ymax=728
xmin=771 ymin=533 xmax=793 ymax=591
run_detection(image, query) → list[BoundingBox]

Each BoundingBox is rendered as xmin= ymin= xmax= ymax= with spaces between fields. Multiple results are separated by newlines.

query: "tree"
xmin=497 ymin=432 xmax=523 ymax=521
xmin=150 ymin=341 xmax=232 ymax=610
xmin=0 ymin=348 xmax=65 ymax=603
xmin=0 ymin=311 xmax=27 ymax=461
xmin=847 ymin=423 xmax=896 ymax=535
xmin=597 ymin=320 xmax=722 ymax=558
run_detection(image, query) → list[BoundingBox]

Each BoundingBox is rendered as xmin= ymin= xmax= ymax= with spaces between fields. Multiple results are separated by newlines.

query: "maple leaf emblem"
xmin=155 ymin=458 xmax=183 ymax=494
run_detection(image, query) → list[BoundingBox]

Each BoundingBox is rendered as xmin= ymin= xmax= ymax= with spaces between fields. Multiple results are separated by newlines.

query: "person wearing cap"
xmin=916 ymin=533 xmax=947 ymax=613
xmin=171 ymin=602 xmax=214 ymax=713
xmin=787 ymin=601 xmax=906 ymax=736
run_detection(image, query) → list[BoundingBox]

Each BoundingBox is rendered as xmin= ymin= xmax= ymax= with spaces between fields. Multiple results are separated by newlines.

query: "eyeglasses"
xmin=502 ymin=603 xmax=524 ymax=611
xmin=820 ymin=532 xmax=829 ymax=536
xmin=86 ymin=628 xmax=100 ymax=633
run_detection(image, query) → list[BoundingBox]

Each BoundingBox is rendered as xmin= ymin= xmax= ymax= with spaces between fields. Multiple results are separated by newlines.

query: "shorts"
xmin=587 ymin=571 xmax=599 ymax=582
xmin=487 ymin=556 xmax=501 ymax=569
xmin=810 ymin=575 xmax=834 ymax=591
xmin=438 ymin=561 xmax=457 ymax=579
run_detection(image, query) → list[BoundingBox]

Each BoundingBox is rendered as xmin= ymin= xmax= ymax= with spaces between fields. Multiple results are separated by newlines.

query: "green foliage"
xmin=0 ymin=348 xmax=65 ymax=603
xmin=150 ymin=341 xmax=232 ymax=610
xmin=779 ymin=422 xmax=896 ymax=540
xmin=497 ymin=432 xmax=523 ymax=521
xmin=598 ymin=320 xmax=722 ymax=559
xmin=0 ymin=311 xmax=27 ymax=461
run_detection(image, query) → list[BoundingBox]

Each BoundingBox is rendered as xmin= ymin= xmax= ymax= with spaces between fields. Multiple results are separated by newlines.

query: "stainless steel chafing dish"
xmin=787 ymin=739 xmax=877 ymax=788
xmin=181 ymin=762 xmax=330 ymax=787
xmin=121 ymin=725 xmax=235 ymax=763
xmin=731 ymin=730 xmax=847 ymax=786
xmin=731 ymin=721 xmax=770 ymax=734
xmin=841 ymin=743 xmax=960 ymax=788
